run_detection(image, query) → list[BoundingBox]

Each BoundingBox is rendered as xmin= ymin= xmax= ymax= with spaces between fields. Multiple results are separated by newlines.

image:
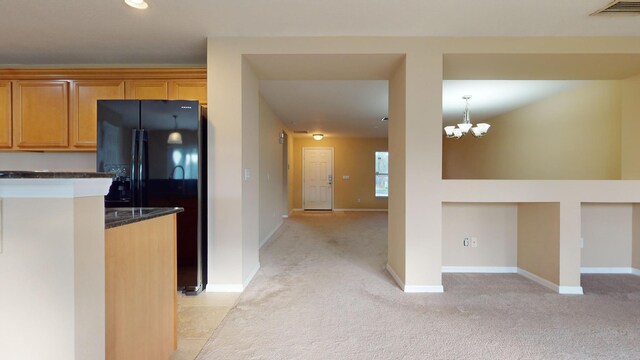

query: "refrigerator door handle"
xmin=138 ymin=129 xmax=147 ymax=206
xmin=130 ymin=129 xmax=140 ymax=207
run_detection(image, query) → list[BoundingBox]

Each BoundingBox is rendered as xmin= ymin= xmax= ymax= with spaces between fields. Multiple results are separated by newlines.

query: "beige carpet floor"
xmin=198 ymin=211 xmax=640 ymax=360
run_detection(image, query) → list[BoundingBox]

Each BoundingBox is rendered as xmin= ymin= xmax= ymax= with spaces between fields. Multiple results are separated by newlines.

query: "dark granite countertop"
xmin=105 ymin=207 xmax=184 ymax=229
xmin=0 ymin=171 xmax=114 ymax=179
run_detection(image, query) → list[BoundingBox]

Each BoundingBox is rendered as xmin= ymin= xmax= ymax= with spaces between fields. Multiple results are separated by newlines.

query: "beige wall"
xmin=207 ymin=37 xmax=640 ymax=293
xmin=292 ymin=137 xmax=388 ymax=210
xmin=442 ymin=203 xmax=517 ymax=267
xmin=633 ymin=204 xmax=640 ymax=270
xmin=387 ymin=59 xmax=407 ymax=282
xmin=581 ymin=203 xmax=632 ymax=268
xmin=258 ymin=95 xmax=289 ymax=246
xmin=0 ymin=152 xmax=95 ymax=171
xmin=241 ymin=58 xmax=260 ymax=284
xmin=517 ymin=203 xmax=560 ymax=285
xmin=621 ymin=74 xmax=640 ymax=179
xmin=443 ymin=81 xmax=622 ymax=180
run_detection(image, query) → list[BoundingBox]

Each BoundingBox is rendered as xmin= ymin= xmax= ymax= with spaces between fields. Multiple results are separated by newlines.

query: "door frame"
xmin=302 ymin=146 xmax=334 ymax=210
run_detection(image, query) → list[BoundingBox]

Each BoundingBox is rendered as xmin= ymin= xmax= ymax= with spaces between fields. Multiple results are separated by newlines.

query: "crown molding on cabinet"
xmin=0 ymin=68 xmax=206 ymax=80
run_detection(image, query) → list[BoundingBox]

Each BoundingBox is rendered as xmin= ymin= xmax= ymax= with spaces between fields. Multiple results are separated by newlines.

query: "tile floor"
xmin=170 ymin=292 xmax=240 ymax=360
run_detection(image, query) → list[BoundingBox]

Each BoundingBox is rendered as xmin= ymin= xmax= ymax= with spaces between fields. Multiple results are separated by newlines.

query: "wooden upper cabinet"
xmin=125 ymin=80 xmax=168 ymax=100
xmin=70 ymin=80 xmax=125 ymax=148
xmin=169 ymin=80 xmax=207 ymax=105
xmin=13 ymin=80 xmax=69 ymax=149
xmin=0 ymin=81 xmax=11 ymax=148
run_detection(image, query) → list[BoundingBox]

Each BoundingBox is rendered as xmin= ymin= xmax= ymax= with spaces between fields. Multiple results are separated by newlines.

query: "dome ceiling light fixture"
xmin=444 ymin=95 xmax=490 ymax=139
xmin=312 ymin=133 xmax=324 ymax=141
xmin=125 ymin=0 xmax=149 ymax=10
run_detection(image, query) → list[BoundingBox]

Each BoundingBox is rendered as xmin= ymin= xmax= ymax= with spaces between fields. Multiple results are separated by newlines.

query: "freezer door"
xmin=97 ymin=100 xmax=141 ymax=208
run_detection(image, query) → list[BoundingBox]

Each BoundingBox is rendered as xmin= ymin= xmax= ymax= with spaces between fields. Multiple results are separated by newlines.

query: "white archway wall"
xmin=206 ymin=37 xmax=640 ymax=292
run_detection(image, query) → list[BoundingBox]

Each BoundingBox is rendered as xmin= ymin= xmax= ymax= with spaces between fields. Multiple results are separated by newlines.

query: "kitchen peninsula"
xmin=0 ymin=171 xmax=181 ymax=360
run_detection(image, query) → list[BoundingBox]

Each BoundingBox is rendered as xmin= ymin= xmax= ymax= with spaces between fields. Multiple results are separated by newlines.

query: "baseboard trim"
xmin=260 ymin=220 xmax=284 ymax=248
xmin=558 ymin=286 xmax=584 ymax=295
xmin=206 ymin=263 xmax=261 ymax=293
xmin=442 ymin=266 xmax=517 ymax=273
xmin=581 ymin=267 xmax=634 ymax=274
xmin=243 ymin=263 xmax=261 ymax=288
xmin=386 ymin=264 xmax=444 ymax=293
xmin=333 ymin=208 xmax=388 ymax=212
xmin=517 ymin=268 xmax=583 ymax=295
xmin=207 ymin=284 xmax=244 ymax=293
xmin=632 ymin=268 xmax=640 ymax=276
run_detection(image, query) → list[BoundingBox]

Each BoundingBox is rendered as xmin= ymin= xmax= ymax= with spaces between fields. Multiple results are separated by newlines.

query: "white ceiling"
xmin=2 ymin=1 xmax=636 ymax=139
xmin=1 ymin=0 xmax=639 ymax=65
xmin=260 ymin=81 xmax=388 ymax=138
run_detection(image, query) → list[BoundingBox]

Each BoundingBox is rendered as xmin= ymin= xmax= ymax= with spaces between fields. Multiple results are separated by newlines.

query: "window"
xmin=375 ymin=151 xmax=388 ymax=197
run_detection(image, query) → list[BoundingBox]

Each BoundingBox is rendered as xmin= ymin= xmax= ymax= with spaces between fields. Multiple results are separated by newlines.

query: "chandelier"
xmin=444 ymin=95 xmax=490 ymax=139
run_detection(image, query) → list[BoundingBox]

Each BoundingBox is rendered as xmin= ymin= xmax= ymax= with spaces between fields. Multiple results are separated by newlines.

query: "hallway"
xmin=197 ymin=211 xmax=640 ymax=360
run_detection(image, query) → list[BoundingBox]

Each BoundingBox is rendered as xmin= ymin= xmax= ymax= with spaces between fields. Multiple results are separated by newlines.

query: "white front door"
xmin=303 ymin=147 xmax=333 ymax=210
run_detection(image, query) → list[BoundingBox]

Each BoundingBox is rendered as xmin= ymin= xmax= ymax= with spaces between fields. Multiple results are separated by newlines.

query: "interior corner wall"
xmin=206 ymin=39 xmax=245 ymax=287
xmin=442 ymin=203 xmax=517 ymax=267
xmin=633 ymin=204 xmax=640 ymax=270
xmin=443 ymin=80 xmax=622 ymax=180
xmin=621 ymin=74 xmax=640 ymax=179
xmin=241 ymin=57 xmax=260 ymax=282
xmin=292 ymin=137 xmax=388 ymax=210
xmin=517 ymin=203 xmax=560 ymax=285
xmin=387 ymin=58 xmax=406 ymax=282
xmin=580 ymin=203 xmax=632 ymax=268
xmin=258 ymin=95 xmax=288 ymax=246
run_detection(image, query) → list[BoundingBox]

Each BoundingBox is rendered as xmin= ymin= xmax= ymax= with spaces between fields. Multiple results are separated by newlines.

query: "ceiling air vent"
xmin=592 ymin=0 xmax=640 ymax=15
xmin=293 ymin=130 xmax=308 ymax=134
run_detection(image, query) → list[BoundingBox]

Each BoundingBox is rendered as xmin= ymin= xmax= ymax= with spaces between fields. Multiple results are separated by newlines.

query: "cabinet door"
xmin=13 ymin=80 xmax=69 ymax=149
xmin=169 ymin=80 xmax=207 ymax=105
xmin=125 ymin=80 xmax=168 ymax=100
xmin=0 ymin=81 xmax=11 ymax=148
xmin=70 ymin=80 xmax=125 ymax=148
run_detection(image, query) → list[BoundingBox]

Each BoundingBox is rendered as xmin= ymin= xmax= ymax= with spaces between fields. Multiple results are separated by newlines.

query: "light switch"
xmin=244 ymin=168 xmax=251 ymax=181
xmin=342 ymin=175 xmax=350 ymax=180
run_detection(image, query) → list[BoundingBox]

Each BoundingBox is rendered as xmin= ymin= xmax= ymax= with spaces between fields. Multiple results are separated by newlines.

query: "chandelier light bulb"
xmin=443 ymin=95 xmax=490 ymax=139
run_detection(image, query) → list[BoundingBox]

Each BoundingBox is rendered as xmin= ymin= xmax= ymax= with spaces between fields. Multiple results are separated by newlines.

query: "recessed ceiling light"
xmin=125 ymin=0 xmax=149 ymax=10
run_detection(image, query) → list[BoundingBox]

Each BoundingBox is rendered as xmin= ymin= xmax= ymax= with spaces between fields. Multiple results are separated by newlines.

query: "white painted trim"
xmin=332 ymin=208 xmax=388 ymax=212
xmin=386 ymin=263 xmax=404 ymax=289
xmin=581 ymin=267 xmax=633 ymax=274
xmin=442 ymin=266 xmax=517 ymax=273
xmin=206 ymin=263 xmax=261 ymax=293
xmin=632 ymin=268 xmax=640 ymax=276
xmin=517 ymin=268 xmax=558 ymax=292
xmin=260 ymin=221 xmax=283 ymax=248
xmin=206 ymin=284 xmax=244 ymax=293
xmin=558 ymin=286 xmax=584 ymax=295
xmin=517 ymin=268 xmax=584 ymax=295
xmin=405 ymin=285 xmax=445 ymax=293
xmin=0 ymin=178 xmax=112 ymax=198
xmin=386 ymin=264 xmax=444 ymax=293
xmin=243 ymin=263 xmax=261 ymax=288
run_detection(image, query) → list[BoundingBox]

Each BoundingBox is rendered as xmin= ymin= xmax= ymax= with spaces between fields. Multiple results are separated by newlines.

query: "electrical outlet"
xmin=463 ymin=238 xmax=470 ymax=247
xmin=342 ymin=175 xmax=350 ymax=180
xmin=244 ymin=168 xmax=251 ymax=181
xmin=357 ymin=198 xmax=361 ymax=203
xmin=580 ymin=238 xmax=584 ymax=249
xmin=470 ymin=237 xmax=478 ymax=248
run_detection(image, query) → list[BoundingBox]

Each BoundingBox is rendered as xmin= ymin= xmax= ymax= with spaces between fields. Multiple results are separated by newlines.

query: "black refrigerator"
xmin=97 ymin=100 xmax=207 ymax=295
